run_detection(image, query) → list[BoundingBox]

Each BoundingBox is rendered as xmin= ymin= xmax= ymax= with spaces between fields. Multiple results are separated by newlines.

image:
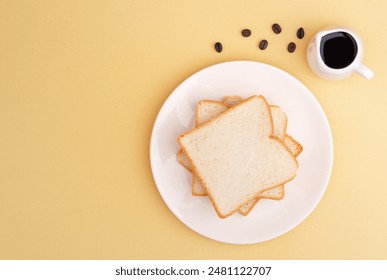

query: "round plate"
xmin=150 ymin=61 xmax=333 ymax=244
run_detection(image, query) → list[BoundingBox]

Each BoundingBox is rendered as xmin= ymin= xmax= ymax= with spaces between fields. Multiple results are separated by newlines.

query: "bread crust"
xmin=239 ymin=187 xmax=285 ymax=216
xmin=178 ymin=95 xmax=298 ymax=218
xmin=284 ymin=134 xmax=303 ymax=157
xmin=239 ymin=198 xmax=260 ymax=216
xmin=223 ymin=95 xmax=244 ymax=107
xmin=176 ymin=149 xmax=192 ymax=171
xmin=196 ymin=100 xmax=229 ymax=125
xmin=269 ymin=105 xmax=288 ymax=141
xmin=191 ymin=174 xmax=206 ymax=196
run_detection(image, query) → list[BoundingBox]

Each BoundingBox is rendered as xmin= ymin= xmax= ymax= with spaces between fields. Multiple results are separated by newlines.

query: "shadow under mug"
xmin=307 ymin=27 xmax=374 ymax=80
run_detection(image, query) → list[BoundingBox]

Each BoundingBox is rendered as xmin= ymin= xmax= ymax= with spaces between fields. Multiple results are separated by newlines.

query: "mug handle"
xmin=355 ymin=63 xmax=374 ymax=80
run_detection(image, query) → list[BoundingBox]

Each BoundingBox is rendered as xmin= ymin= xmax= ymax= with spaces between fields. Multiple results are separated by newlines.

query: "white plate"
xmin=150 ymin=61 xmax=333 ymax=244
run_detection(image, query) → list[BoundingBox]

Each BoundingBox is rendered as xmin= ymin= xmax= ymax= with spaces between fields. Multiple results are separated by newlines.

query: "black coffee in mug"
xmin=320 ymin=32 xmax=358 ymax=69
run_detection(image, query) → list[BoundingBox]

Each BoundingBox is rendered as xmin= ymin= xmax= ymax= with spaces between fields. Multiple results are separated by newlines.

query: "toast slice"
xmin=178 ymin=95 xmax=298 ymax=218
xmin=177 ymin=98 xmax=302 ymax=216
xmin=192 ymin=101 xmax=288 ymax=215
xmin=178 ymin=101 xmax=288 ymax=198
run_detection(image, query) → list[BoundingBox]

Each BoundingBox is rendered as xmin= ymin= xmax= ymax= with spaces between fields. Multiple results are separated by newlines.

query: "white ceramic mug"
xmin=307 ymin=26 xmax=374 ymax=80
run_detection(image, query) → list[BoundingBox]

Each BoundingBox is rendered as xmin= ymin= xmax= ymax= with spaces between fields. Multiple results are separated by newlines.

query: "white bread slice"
xmin=192 ymin=101 xmax=288 ymax=211
xmin=177 ymin=98 xmax=302 ymax=215
xmin=177 ymin=100 xmax=291 ymax=208
xmin=192 ymin=101 xmax=288 ymax=197
xmin=189 ymin=101 xmax=288 ymax=199
xmin=178 ymin=95 xmax=298 ymax=218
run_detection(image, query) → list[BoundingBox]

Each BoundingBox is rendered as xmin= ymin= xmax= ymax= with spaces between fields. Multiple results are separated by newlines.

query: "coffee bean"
xmin=287 ymin=42 xmax=296 ymax=53
xmin=297 ymin=27 xmax=305 ymax=39
xmin=259 ymin=39 xmax=268 ymax=50
xmin=272 ymin=23 xmax=282 ymax=34
xmin=241 ymin=29 xmax=251 ymax=37
xmin=214 ymin=42 xmax=223 ymax=53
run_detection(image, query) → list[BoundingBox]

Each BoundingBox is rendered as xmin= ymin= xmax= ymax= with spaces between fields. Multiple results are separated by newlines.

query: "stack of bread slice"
xmin=177 ymin=95 xmax=302 ymax=218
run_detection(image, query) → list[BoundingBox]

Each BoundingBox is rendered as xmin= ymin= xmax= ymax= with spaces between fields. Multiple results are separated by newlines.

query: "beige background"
xmin=1 ymin=0 xmax=387 ymax=259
